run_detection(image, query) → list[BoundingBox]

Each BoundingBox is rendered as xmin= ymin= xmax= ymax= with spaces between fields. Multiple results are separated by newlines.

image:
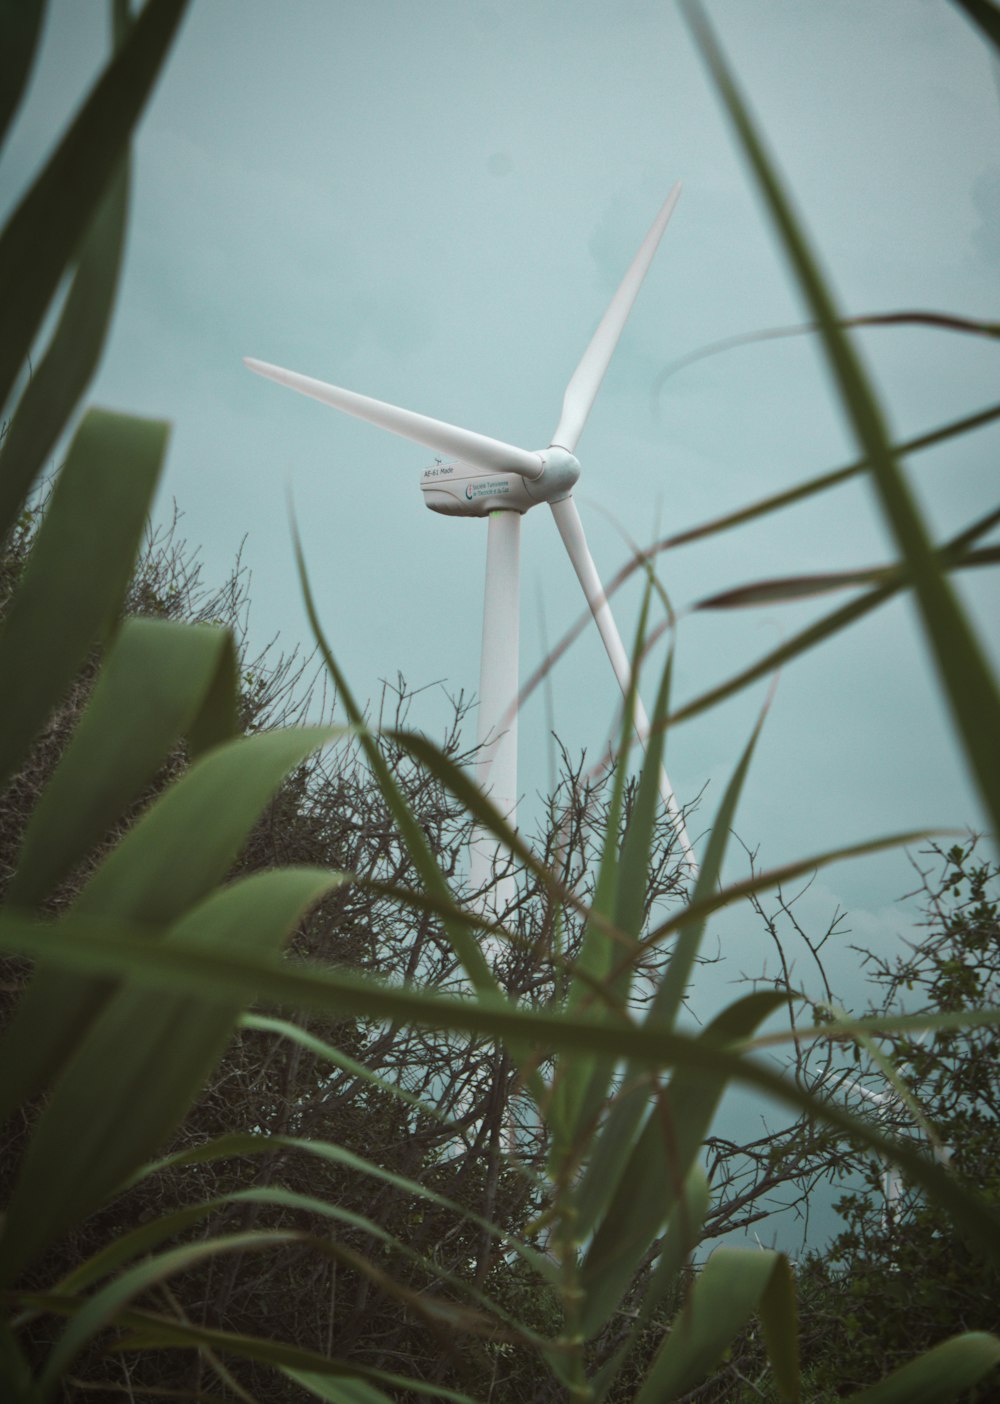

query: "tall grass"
xmin=0 ymin=2 xmax=998 ymax=1400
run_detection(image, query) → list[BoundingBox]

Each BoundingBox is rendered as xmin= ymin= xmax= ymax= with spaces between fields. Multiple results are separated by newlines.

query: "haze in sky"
xmin=3 ymin=0 xmax=999 ymax=1241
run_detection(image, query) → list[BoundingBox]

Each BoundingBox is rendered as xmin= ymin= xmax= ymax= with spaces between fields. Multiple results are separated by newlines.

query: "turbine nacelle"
xmin=420 ymin=446 xmax=581 ymax=517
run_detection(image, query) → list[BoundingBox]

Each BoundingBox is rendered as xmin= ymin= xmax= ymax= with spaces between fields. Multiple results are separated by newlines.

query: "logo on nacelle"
xmin=465 ymin=478 xmax=510 ymax=501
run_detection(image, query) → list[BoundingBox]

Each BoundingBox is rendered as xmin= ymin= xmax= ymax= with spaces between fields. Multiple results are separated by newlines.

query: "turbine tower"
xmin=246 ymin=185 xmax=696 ymax=906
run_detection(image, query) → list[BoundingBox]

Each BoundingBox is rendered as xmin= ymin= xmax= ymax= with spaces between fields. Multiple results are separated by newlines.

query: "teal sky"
xmin=5 ymin=3 xmax=999 ymax=1197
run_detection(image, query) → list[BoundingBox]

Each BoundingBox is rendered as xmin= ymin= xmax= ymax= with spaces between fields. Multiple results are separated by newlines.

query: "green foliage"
xmin=1 ymin=4 xmax=999 ymax=1403
xmin=796 ymin=847 xmax=1000 ymax=1401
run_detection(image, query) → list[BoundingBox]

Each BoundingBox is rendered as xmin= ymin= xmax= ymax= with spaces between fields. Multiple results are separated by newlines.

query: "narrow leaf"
xmin=0 ymin=0 xmax=189 ymax=411
xmin=578 ymin=992 xmax=785 ymax=1338
xmin=634 ymin=1247 xmax=798 ymax=1404
xmin=134 ymin=1130 xmax=553 ymax=1281
xmin=0 ymin=0 xmax=45 ymax=148
xmin=285 ymin=1373 xmax=395 ymax=1404
xmin=0 ymin=726 xmax=331 ymax=1121
xmin=696 ymin=545 xmax=999 ymax=610
xmin=1 ymin=910 xmax=999 ymax=1269
xmin=952 ymin=0 xmax=1000 ymax=51
xmin=9 ymin=619 xmax=238 ymax=909
xmin=0 ymin=13 xmax=132 ymax=541
xmin=591 ymin=1165 xmax=709 ymax=1402
xmin=683 ymin=0 xmax=1000 ymax=838
xmin=38 ymin=1232 xmax=300 ymax=1398
xmin=95 ymin=1307 xmax=481 ymax=1403
xmin=844 ymin=1331 xmax=1000 ymax=1404
xmin=294 ymin=529 xmax=496 ymax=994
xmin=0 ymin=868 xmax=342 ymax=1286
xmin=572 ymin=709 xmax=768 ymax=1249
xmin=0 ymin=408 xmax=167 ymax=791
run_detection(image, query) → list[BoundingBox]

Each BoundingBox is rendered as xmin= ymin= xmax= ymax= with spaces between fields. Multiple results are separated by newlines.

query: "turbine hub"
xmin=525 ymin=446 xmax=581 ymax=504
xmin=419 ymin=446 xmax=580 ymax=517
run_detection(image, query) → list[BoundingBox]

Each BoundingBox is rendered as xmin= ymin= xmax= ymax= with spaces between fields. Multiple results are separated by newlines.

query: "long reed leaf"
xmin=0 ymin=867 xmax=343 ymax=1286
xmin=134 ymin=1130 xmax=553 ymax=1280
xmin=634 ymin=1247 xmax=798 ymax=1404
xmin=94 ymin=1308 xmax=481 ymax=1403
xmin=0 ymin=0 xmax=189 ymax=413
xmin=696 ymin=545 xmax=999 ymax=610
xmin=0 ymin=0 xmax=45 ymax=149
xmin=0 ymin=726 xmax=331 ymax=1121
xmin=0 ymin=18 xmax=132 ymax=541
xmin=843 ymin=1331 xmax=1000 ymax=1404
xmin=578 ymin=992 xmax=786 ymax=1338
xmin=37 ymin=1231 xmax=302 ymax=1399
xmin=547 ymin=594 xmax=655 ymax=1151
xmin=294 ymin=526 xmax=497 ymax=994
xmin=286 ymin=1373 xmax=395 ymax=1404
xmin=952 ymin=0 xmax=1000 ymax=50
xmin=9 ymin=618 xmax=238 ymax=909
xmin=1 ymin=910 xmax=998 ymax=1264
xmin=0 ymin=408 xmax=167 ymax=791
xmin=591 ymin=1165 xmax=710 ymax=1402
xmin=683 ymin=0 xmax=1000 ymax=836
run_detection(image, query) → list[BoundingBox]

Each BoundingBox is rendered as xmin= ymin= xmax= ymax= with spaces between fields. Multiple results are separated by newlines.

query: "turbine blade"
xmin=551 ymin=182 xmax=681 ymax=454
xmin=244 ymin=357 xmax=543 ymax=480
xmin=549 ymin=495 xmax=697 ymax=874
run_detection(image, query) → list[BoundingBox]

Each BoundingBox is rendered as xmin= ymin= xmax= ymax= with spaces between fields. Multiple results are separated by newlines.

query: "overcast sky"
xmin=5 ymin=2 xmax=999 ymax=1184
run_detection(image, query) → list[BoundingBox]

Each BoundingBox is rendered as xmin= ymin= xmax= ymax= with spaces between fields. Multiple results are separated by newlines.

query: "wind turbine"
xmin=246 ymin=184 xmax=697 ymax=903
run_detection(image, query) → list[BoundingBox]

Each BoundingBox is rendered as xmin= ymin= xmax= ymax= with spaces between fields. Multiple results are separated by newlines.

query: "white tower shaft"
xmin=469 ymin=509 xmax=522 ymax=905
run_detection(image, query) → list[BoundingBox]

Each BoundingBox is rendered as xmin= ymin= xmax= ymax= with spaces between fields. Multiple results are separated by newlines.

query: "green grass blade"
xmin=0 ymin=1317 xmax=32 ymax=1403
xmin=0 ymin=408 xmax=167 ymax=791
xmin=638 ymin=399 xmax=1000 ymax=575
xmin=72 ymin=727 xmax=330 ymax=922
xmin=696 ymin=544 xmax=999 ymax=610
xmin=546 ymin=600 xmax=654 ymax=1151
xmin=47 ymin=1182 xmax=545 ymax=1351
xmin=758 ymin=1252 xmax=801 ymax=1403
xmin=683 ymin=0 xmax=1000 ymax=837
xmin=0 ymin=160 xmax=130 ymax=542
xmin=133 ymin=1130 xmax=554 ymax=1281
xmin=591 ymin=1164 xmax=709 ymax=1403
xmin=952 ymin=0 xmax=1000 ymax=51
xmin=0 ymin=867 xmax=342 ymax=1286
xmin=92 ymin=1307 xmax=482 ymax=1402
xmin=52 ymin=1200 xmax=229 ymax=1295
xmin=563 ymin=646 xmax=679 ymax=1152
xmin=654 ymin=708 xmax=765 ymax=1031
xmin=0 ymin=0 xmax=45 ymax=148
xmin=37 ymin=1231 xmax=301 ymax=1399
xmin=23 ymin=1284 xmax=478 ymax=1400
xmin=9 ymin=618 xmax=238 ymax=909
xmin=241 ymin=1013 xmax=460 ymax=1125
xmin=390 ymin=729 xmax=579 ymax=907
xmin=285 ymin=1373 xmax=395 ymax=1404
xmin=294 ymin=527 xmax=497 ymax=994
xmin=634 ymin=1247 xmax=798 ymax=1404
xmin=0 ymin=726 xmax=330 ymax=1121
xmin=2 ymin=910 xmax=999 ymax=1268
xmin=568 ymin=705 xmax=769 ymax=1251
xmin=669 ymin=488 xmax=1000 ymax=732
xmin=843 ymin=1332 xmax=1000 ymax=1404
xmin=0 ymin=0 xmax=189 ymax=413
xmin=0 ymin=15 xmax=132 ymax=541
xmin=578 ymin=992 xmax=786 ymax=1338
xmin=639 ymin=829 xmax=936 ymax=964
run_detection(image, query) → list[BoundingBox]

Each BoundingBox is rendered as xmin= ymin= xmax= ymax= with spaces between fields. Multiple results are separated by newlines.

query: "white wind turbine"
xmin=246 ymin=184 xmax=697 ymax=903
